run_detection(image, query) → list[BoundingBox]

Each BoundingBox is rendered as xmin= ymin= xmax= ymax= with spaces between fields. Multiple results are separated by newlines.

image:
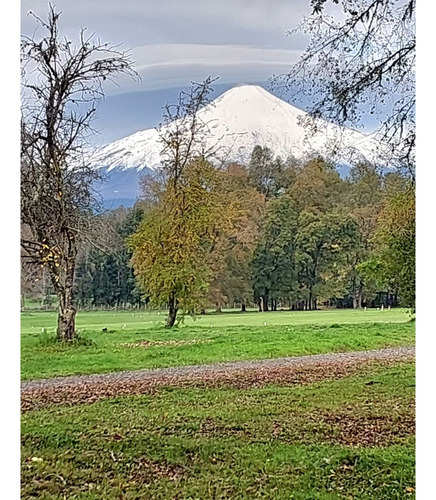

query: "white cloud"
xmin=141 ymin=0 xmax=310 ymax=32
xmin=22 ymin=0 xmax=310 ymax=35
xmin=132 ymin=44 xmax=300 ymax=68
xmin=21 ymin=1 xmax=307 ymax=94
xmin=104 ymin=43 xmax=299 ymax=92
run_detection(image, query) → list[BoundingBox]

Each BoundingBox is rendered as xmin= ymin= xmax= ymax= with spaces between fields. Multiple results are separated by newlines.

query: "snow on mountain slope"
xmin=91 ymin=85 xmax=379 ymax=172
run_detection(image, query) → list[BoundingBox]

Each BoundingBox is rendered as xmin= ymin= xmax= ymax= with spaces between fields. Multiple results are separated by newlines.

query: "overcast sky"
xmin=20 ymin=0 xmax=336 ymax=144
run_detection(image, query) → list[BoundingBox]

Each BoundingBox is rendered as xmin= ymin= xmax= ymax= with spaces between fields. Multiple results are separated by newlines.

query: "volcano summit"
xmin=92 ymin=85 xmax=379 ymax=207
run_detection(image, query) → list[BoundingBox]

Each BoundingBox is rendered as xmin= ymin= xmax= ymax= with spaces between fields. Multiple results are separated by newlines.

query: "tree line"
xmin=126 ymin=146 xmax=414 ymax=326
xmin=23 ymin=144 xmax=414 ymax=323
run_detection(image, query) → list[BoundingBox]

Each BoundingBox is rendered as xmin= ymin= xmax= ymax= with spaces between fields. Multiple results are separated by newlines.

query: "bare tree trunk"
xmin=357 ymin=286 xmax=363 ymax=308
xmin=352 ymin=282 xmax=363 ymax=309
xmin=241 ymin=300 xmax=246 ymax=312
xmin=166 ymin=293 xmax=178 ymax=328
xmin=57 ymin=302 xmax=76 ymax=341
xmin=56 ymin=256 xmax=77 ymax=341
xmin=264 ymin=291 xmax=269 ymax=312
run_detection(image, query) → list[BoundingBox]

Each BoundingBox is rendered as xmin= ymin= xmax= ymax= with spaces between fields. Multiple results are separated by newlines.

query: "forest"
xmin=22 ymin=146 xmax=415 ymax=317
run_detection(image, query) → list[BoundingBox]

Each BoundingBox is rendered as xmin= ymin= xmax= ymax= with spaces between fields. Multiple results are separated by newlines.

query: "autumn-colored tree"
xmin=129 ymin=79 xmax=237 ymax=327
xmin=344 ymin=167 xmax=412 ymax=308
xmin=129 ymin=158 xmax=233 ymax=326
xmin=206 ymin=163 xmax=266 ymax=311
xmin=375 ymin=188 xmax=415 ymax=308
xmin=287 ymin=157 xmax=345 ymax=213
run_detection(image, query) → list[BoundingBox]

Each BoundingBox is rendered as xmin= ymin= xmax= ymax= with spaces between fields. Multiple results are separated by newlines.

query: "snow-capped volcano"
xmin=91 ymin=85 xmax=379 ymax=172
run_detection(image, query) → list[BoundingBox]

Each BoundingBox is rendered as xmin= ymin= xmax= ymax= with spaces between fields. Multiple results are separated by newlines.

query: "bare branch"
xmin=21 ymin=5 xmax=138 ymax=340
xmin=271 ymin=0 xmax=415 ymax=176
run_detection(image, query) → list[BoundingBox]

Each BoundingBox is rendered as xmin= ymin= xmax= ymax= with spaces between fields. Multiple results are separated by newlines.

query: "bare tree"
xmin=157 ymin=76 xmax=219 ymax=186
xmin=272 ymin=0 xmax=415 ymax=177
xmin=21 ymin=5 xmax=138 ymax=340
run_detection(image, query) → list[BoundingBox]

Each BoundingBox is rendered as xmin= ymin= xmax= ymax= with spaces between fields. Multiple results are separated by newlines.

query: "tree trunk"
xmin=56 ymin=285 xmax=77 ymax=341
xmin=241 ymin=300 xmax=246 ymax=312
xmin=55 ymin=252 xmax=77 ymax=341
xmin=308 ymin=291 xmax=313 ymax=310
xmin=352 ymin=283 xmax=363 ymax=309
xmin=264 ymin=291 xmax=269 ymax=312
xmin=166 ymin=293 xmax=178 ymax=328
xmin=57 ymin=303 xmax=76 ymax=341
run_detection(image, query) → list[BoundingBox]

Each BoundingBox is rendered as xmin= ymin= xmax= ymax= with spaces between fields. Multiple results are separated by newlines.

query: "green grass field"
xmin=21 ymin=309 xmax=415 ymax=498
xmin=21 ymin=361 xmax=415 ymax=499
xmin=21 ymin=308 xmax=414 ymax=380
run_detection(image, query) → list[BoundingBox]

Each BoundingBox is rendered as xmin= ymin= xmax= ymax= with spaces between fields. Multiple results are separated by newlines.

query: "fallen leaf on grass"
xmin=21 ymin=357 xmax=414 ymax=414
xmin=119 ymin=339 xmax=212 ymax=348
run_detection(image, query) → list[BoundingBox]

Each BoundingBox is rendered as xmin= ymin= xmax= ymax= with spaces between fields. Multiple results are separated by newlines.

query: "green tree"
xmin=252 ymin=196 xmax=299 ymax=311
xmin=295 ymin=211 xmax=359 ymax=310
xmin=73 ymin=205 xmax=145 ymax=308
xmin=248 ymin=146 xmax=296 ymax=198
xmin=376 ymin=188 xmax=415 ymax=308
xmin=129 ymin=158 xmax=232 ymax=327
xmin=343 ymin=163 xmax=383 ymax=308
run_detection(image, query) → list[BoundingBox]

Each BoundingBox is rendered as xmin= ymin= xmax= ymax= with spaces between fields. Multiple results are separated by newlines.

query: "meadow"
xmin=22 ymin=361 xmax=415 ymax=499
xmin=21 ymin=308 xmax=415 ymax=499
xmin=21 ymin=308 xmax=414 ymax=380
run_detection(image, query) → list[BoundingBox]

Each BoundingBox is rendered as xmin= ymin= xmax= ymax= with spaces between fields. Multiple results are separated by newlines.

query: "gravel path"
xmin=21 ymin=345 xmax=415 ymax=411
xmin=22 ymin=345 xmax=415 ymax=391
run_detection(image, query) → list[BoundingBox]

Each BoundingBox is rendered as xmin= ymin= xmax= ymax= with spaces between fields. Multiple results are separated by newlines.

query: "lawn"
xmin=21 ymin=361 xmax=415 ymax=499
xmin=21 ymin=309 xmax=415 ymax=380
